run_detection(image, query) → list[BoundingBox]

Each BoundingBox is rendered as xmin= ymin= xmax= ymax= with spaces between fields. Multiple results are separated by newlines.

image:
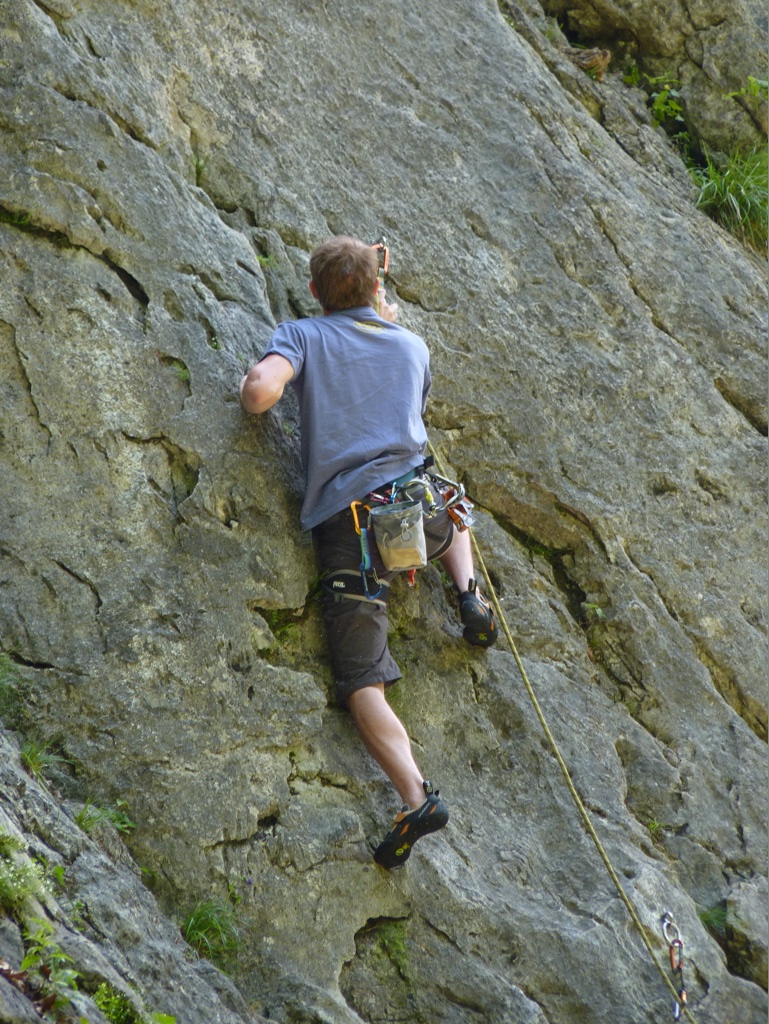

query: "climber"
xmin=239 ymin=235 xmax=497 ymax=868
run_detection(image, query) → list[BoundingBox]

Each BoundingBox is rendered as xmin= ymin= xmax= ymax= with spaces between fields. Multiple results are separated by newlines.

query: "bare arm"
xmin=239 ymin=354 xmax=295 ymax=415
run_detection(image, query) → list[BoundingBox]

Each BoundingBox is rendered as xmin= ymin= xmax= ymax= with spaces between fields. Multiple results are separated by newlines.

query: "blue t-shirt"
xmin=262 ymin=306 xmax=431 ymax=530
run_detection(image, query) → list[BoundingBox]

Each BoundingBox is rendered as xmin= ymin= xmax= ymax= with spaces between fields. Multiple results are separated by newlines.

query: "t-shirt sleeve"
xmin=260 ymin=321 xmax=305 ymax=380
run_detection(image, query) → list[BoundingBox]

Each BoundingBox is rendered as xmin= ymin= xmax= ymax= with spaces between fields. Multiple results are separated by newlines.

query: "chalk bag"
xmin=369 ymin=500 xmax=427 ymax=571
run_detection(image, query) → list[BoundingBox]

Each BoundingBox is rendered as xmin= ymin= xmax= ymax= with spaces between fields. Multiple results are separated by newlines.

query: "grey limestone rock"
xmin=0 ymin=1 xmax=766 ymax=1023
xmin=0 ymin=731 xmax=261 ymax=1024
xmin=541 ymin=0 xmax=768 ymax=153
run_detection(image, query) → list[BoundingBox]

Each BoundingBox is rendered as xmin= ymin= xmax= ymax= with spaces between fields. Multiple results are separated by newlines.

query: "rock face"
xmin=0 ymin=2 xmax=766 ymax=1023
xmin=540 ymin=0 xmax=769 ymax=153
xmin=0 ymin=731 xmax=258 ymax=1024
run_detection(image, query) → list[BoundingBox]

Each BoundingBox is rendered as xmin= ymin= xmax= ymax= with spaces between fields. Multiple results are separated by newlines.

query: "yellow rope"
xmin=428 ymin=442 xmax=698 ymax=1024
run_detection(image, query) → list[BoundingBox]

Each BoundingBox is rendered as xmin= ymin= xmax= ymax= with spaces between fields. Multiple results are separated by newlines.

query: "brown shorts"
xmin=312 ymin=496 xmax=454 ymax=706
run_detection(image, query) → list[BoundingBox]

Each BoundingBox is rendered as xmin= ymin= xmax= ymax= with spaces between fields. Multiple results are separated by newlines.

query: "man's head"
xmin=309 ymin=236 xmax=379 ymax=312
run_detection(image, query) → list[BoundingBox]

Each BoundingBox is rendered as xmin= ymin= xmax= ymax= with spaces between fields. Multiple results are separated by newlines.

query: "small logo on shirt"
xmin=354 ymin=321 xmax=385 ymax=333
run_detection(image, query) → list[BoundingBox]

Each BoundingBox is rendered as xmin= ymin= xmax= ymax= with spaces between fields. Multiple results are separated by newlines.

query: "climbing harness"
xmin=662 ymin=914 xmax=688 ymax=1021
xmin=426 ymin=440 xmax=699 ymax=1024
xmin=349 ymin=460 xmax=476 ymax=586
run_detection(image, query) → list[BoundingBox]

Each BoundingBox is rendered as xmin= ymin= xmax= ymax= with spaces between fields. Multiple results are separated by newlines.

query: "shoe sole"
xmin=461 ymin=605 xmax=497 ymax=647
xmin=463 ymin=627 xmax=496 ymax=647
xmin=460 ymin=594 xmax=497 ymax=648
xmin=373 ymin=802 xmax=449 ymax=869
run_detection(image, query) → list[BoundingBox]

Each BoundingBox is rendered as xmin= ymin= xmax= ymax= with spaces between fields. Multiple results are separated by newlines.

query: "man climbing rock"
xmin=239 ymin=235 xmax=496 ymax=868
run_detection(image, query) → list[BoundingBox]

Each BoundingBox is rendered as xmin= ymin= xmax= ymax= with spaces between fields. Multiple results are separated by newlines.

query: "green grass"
xmin=690 ymin=145 xmax=768 ymax=253
xmin=182 ymin=898 xmax=240 ymax=968
xmin=75 ymin=798 xmax=136 ymax=835
xmin=646 ymin=818 xmax=673 ymax=842
xmin=193 ymin=155 xmax=206 ymax=185
xmin=0 ymin=651 xmax=15 ymax=686
xmin=699 ymin=902 xmax=728 ymax=938
xmin=20 ymin=738 xmax=71 ymax=789
xmin=0 ymin=208 xmax=32 ymax=228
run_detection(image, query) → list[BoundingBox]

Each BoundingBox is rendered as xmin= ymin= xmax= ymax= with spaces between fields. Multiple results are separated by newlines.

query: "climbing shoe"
xmin=373 ymin=781 xmax=449 ymax=869
xmin=459 ymin=578 xmax=498 ymax=648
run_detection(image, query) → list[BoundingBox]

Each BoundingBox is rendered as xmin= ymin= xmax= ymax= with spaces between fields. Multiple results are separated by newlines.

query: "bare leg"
xmin=439 ymin=527 xmax=497 ymax=646
xmin=347 ymin=684 xmax=426 ymax=808
xmin=438 ymin=526 xmax=474 ymax=593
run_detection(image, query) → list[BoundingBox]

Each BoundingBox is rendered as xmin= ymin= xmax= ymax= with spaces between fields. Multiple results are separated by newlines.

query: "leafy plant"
xmin=622 ymin=62 xmax=640 ymax=87
xmin=182 ymin=898 xmax=240 ymax=968
xmin=93 ymin=982 xmax=143 ymax=1024
xmin=257 ymin=253 xmax=278 ymax=269
xmin=22 ymin=917 xmax=81 ymax=1016
xmin=644 ymin=73 xmax=684 ymax=128
xmin=50 ymin=863 xmax=67 ymax=888
xmin=75 ymin=798 xmax=136 ymax=834
xmin=690 ymin=145 xmax=768 ymax=253
xmin=724 ymin=75 xmax=769 ymax=102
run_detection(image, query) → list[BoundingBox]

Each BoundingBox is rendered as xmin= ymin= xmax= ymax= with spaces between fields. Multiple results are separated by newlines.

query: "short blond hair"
xmin=309 ymin=236 xmax=378 ymax=311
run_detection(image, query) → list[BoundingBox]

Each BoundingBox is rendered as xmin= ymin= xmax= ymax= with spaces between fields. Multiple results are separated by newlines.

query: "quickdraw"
xmin=371 ymin=235 xmax=390 ymax=316
xmin=423 ymin=468 xmax=476 ymax=531
xmin=350 ymin=500 xmax=382 ymax=600
xmin=371 ymin=235 xmax=390 ymax=275
xmin=662 ymin=913 xmax=687 ymax=1021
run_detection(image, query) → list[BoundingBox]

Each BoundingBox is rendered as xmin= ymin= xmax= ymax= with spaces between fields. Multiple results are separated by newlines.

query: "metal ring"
xmin=662 ymin=913 xmax=681 ymax=944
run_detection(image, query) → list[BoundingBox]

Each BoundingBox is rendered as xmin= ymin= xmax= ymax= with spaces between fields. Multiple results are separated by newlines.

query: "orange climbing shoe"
xmin=373 ymin=781 xmax=449 ymax=869
xmin=459 ymin=578 xmax=498 ymax=648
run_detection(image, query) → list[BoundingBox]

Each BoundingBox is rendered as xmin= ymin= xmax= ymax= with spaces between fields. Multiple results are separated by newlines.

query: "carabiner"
xmin=371 ymin=236 xmax=390 ymax=274
xmin=669 ymin=939 xmax=684 ymax=973
xmin=662 ymin=913 xmax=681 ymax=946
xmin=350 ymin=500 xmax=369 ymax=536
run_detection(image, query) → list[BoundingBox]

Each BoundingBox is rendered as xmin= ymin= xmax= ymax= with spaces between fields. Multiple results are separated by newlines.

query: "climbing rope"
xmin=427 ymin=440 xmax=699 ymax=1024
xmin=366 ymin=235 xmax=695 ymax=1017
